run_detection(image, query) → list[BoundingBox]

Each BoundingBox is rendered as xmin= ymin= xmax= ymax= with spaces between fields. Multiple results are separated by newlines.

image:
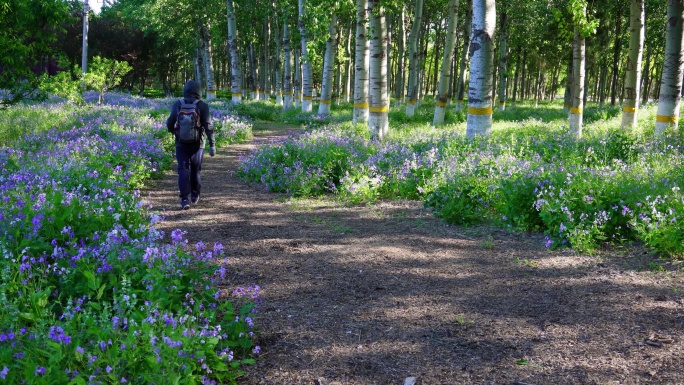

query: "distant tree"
xmin=83 ymin=56 xmax=133 ymax=104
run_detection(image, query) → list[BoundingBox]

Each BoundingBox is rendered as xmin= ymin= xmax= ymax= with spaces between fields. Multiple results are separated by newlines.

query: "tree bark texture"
xmin=656 ymin=0 xmax=684 ymax=134
xmin=621 ymin=0 xmax=645 ymax=129
xmin=465 ymin=0 xmax=496 ymax=138
xmin=433 ymin=0 xmax=459 ymax=125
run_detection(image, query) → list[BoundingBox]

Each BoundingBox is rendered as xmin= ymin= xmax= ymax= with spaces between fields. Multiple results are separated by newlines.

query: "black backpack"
xmin=175 ymin=99 xmax=202 ymax=143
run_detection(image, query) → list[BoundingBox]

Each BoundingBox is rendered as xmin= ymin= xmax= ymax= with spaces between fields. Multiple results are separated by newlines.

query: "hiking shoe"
xmin=180 ymin=199 xmax=190 ymax=210
xmin=191 ymin=195 xmax=200 ymax=204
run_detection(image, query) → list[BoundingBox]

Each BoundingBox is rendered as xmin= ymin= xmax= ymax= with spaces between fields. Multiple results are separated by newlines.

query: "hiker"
xmin=166 ymin=80 xmax=216 ymax=210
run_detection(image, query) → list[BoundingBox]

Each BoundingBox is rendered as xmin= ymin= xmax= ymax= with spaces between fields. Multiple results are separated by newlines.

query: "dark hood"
xmin=183 ymin=80 xmax=201 ymax=100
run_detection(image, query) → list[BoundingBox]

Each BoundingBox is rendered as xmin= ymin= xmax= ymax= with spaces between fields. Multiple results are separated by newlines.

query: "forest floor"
xmin=144 ymin=124 xmax=684 ymax=385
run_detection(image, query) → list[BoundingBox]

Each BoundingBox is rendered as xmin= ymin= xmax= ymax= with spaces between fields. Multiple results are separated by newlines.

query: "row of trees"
xmin=2 ymin=0 xmax=682 ymax=138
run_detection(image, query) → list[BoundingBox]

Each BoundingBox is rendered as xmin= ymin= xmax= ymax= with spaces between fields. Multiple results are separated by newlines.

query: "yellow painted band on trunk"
xmin=457 ymin=100 xmax=464 ymax=103
xmin=622 ymin=106 xmax=637 ymax=113
xmin=303 ymin=96 xmax=313 ymax=100
xmin=656 ymin=115 xmax=679 ymax=123
xmin=232 ymin=93 xmax=242 ymax=97
xmin=354 ymin=103 xmax=369 ymax=108
xmin=570 ymin=107 xmax=583 ymax=114
xmin=282 ymin=91 xmax=294 ymax=95
xmin=319 ymin=99 xmax=332 ymax=105
xmin=407 ymin=100 xmax=417 ymax=105
xmin=468 ymin=106 xmax=493 ymax=115
xmin=500 ymin=101 xmax=506 ymax=105
xmin=369 ymin=106 xmax=389 ymax=113
xmin=207 ymin=90 xmax=216 ymax=94
xmin=436 ymin=101 xmax=448 ymax=107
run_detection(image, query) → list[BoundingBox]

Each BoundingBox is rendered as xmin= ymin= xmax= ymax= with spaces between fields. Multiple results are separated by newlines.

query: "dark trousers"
xmin=176 ymin=144 xmax=204 ymax=200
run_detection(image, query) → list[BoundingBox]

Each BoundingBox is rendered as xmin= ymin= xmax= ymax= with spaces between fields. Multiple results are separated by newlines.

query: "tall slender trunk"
xmin=455 ymin=0 xmax=472 ymax=112
xmin=200 ymin=24 xmax=216 ymax=100
xmin=641 ymin=44 xmax=652 ymax=105
xmin=569 ymin=22 xmax=586 ymax=138
xmin=405 ymin=0 xmax=424 ymax=116
xmin=368 ymin=0 xmax=389 ymax=138
xmin=497 ymin=11 xmax=508 ymax=111
xmin=431 ymin=23 xmax=442 ymax=95
xmin=394 ymin=5 xmax=406 ymax=106
xmin=563 ymin=51 xmax=572 ymax=112
xmin=274 ymin=18 xmax=283 ymax=106
xmin=353 ymin=0 xmax=370 ymax=123
xmin=433 ymin=0 xmax=460 ymax=125
xmin=294 ymin=46 xmax=301 ymax=108
xmin=343 ymin=23 xmax=352 ymax=103
xmin=465 ymin=0 xmax=496 ymax=138
xmin=610 ymin=7 xmax=623 ymax=106
xmin=299 ymin=0 xmax=313 ymax=112
xmin=655 ymin=0 xmax=684 ymax=135
xmin=249 ymin=43 xmax=257 ymax=99
xmin=511 ymin=46 xmax=520 ymax=107
xmin=621 ymin=0 xmax=645 ymax=129
xmin=319 ymin=16 xmax=338 ymax=115
xmin=262 ymin=18 xmax=271 ymax=101
xmin=283 ymin=20 xmax=293 ymax=110
xmin=227 ymin=0 xmax=242 ymax=104
xmin=386 ymin=12 xmax=392 ymax=97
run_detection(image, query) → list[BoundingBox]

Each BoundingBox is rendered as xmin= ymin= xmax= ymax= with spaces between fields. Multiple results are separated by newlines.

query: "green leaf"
xmin=516 ymin=359 xmax=529 ymax=365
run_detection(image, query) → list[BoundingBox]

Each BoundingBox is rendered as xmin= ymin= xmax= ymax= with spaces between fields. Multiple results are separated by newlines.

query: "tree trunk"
xmin=343 ymin=23 xmax=352 ymax=103
xmin=497 ymin=11 xmax=508 ymax=111
xmin=405 ymin=0 xmax=424 ymax=116
xmin=368 ymin=0 xmax=389 ymax=138
xmin=610 ymin=7 xmax=623 ymax=106
xmin=511 ymin=46 xmax=520 ymax=107
xmin=655 ymin=0 xmax=684 ymax=135
xmin=465 ymin=0 xmax=496 ymax=138
xmin=274 ymin=18 xmax=283 ymax=106
xmin=455 ymin=0 xmax=472 ymax=112
xmin=433 ymin=0 xmax=460 ymax=125
xmin=621 ymin=0 xmax=645 ymax=129
xmin=386 ymin=12 xmax=392 ymax=97
xmin=299 ymin=0 xmax=313 ymax=112
xmin=319 ymin=16 xmax=337 ymax=115
xmin=283 ymin=20 xmax=293 ymax=110
xmin=563 ymin=51 xmax=572 ymax=112
xmin=431 ymin=23 xmax=442 ymax=96
xmin=569 ymin=24 xmax=586 ymax=138
xmin=641 ymin=44 xmax=652 ymax=105
xmin=262 ymin=18 xmax=271 ymax=101
xmin=227 ymin=0 xmax=242 ymax=104
xmin=353 ymin=0 xmax=370 ymax=123
xmin=294 ymin=46 xmax=301 ymax=108
xmin=394 ymin=5 xmax=406 ymax=106
xmin=200 ymin=24 xmax=216 ymax=100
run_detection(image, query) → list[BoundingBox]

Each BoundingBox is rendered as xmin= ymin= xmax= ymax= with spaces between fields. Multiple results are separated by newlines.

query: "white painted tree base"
xmin=466 ymin=114 xmax=492 ymax=138
xmin=433 ymin=105 xmax=446 ymax=125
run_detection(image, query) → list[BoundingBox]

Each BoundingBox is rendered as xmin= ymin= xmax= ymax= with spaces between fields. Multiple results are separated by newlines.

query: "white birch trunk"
xmin=655 ymin=0 xmax=684 ymax=135
xmin=319 ymin=16 xmax=337 ymax=115
xmin=569 ymin=26 xmax=585 ymax=138
xmin=353 ymin=0 xmax=370 ymax=124
xmin=455 ymin=1 xmax=472 ymax=113
xmin=465 ymin=0 xmax=496 ymax=138
xmin=405 ymin=0 xmax=424 ymax=117
xmin=227 ymin=0 xmax=242 ymax=104
xmin=343 ymin=25 xmax=352 ymax=103
xmin=433 ymin=0 xmax=459 ymax=125
xmin=283 ymin=21 xmax=293 ymax=110
xmin=200 ymin=23 xmax=216 ymax=100
xmin=299 ymin=0 xmax=313 ymax=112
xmin=621 ymin=0 xmax=644 ymax=129
xmin=369 ymin=0 xmax=388 ymax=138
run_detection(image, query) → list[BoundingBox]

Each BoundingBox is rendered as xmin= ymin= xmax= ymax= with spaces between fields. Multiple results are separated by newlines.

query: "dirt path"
xmin=145 ymin=125 xmax=683 ymax=385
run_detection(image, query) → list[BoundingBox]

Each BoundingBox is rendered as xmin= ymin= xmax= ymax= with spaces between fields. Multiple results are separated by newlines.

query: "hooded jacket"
xmin=166 ymin=80 xmax=215 ymax=148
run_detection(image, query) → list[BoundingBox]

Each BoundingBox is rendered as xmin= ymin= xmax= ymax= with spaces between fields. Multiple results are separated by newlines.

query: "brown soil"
xmin=145 ymin=124 xmax=684 ymax=385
